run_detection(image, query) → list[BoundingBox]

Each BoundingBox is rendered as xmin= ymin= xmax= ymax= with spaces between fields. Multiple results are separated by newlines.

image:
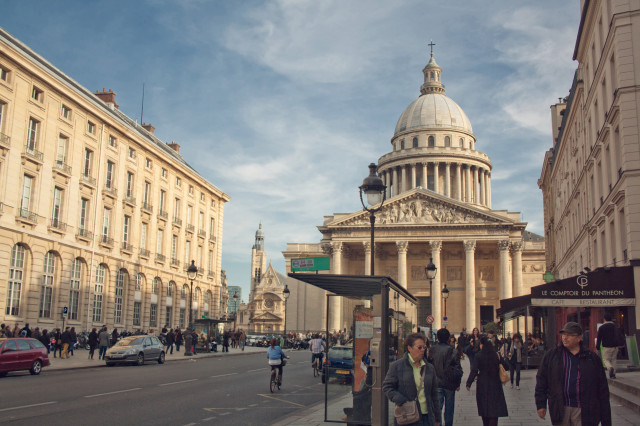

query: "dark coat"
xmin=465 ymin=350 xmax=508 ymax=418
xmin=88 ymin=331 xmax=99 ymax=348
xmin=429 ymin=342 xmax=463 ymax=390
xmin=535 ymin=344 xmax=611 ymax=426
xmin=383 ymin=353 xmax=442 ymax=426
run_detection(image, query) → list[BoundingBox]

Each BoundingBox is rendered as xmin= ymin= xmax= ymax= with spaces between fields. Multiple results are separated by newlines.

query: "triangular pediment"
xmin=253 ymin=312 xmax=282 ymax=321
xmin=255 ymin=263 xmax=283 ymax=290
xmin=329 ymin=188 xmax=515 ymax=227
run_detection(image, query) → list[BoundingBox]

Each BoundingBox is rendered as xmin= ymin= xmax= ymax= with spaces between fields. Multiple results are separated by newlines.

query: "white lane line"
xmin=0 ymin=401 xmax=57 ymax=412
xmin=210 ymin=373 xmax=238 ymax=378
xmin=159 ymin=378 xmax=199 ymax=386
xmin=84 ymin=388 xmax=141 ymax=398
xmin=247 ymin=368 xmax=267 ymax=372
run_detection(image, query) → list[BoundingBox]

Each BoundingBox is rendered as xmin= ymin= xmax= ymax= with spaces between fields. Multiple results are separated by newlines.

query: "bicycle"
xmin=270 ymin=365 xmax=281 ymax=393
xmin=312 ymin=353 xmax=323 ymax=377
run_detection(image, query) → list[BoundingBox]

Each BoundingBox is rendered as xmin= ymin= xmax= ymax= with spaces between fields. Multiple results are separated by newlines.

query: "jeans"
xmin=437 ymin=388 xmax=456 ymax=426
xmin=99 ymin=345 xmax=107 ymax=360
xmin=419 ymin=413 xmax=434 ymax=426
xmin=168 ymin=343 xmax=173 ymax=354
xmin=510 ymin=361 xmax=521 ymax=386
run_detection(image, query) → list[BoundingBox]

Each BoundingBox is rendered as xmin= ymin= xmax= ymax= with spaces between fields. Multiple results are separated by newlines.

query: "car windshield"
xmin=115 ymin=337 xmax=144 ymax=347
xmin=329 ymin=347 xmax=353 ymax=360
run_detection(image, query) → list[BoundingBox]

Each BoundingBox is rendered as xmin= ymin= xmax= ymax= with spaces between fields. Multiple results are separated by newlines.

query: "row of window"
xmin=395 ymin=135 xmax=474 ymax=151
xmin=5 ymin=245 xmax=218 ymax=327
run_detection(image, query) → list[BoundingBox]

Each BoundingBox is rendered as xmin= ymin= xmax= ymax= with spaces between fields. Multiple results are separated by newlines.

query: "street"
xmin=0 ymin=350 xmax=345 ymax=425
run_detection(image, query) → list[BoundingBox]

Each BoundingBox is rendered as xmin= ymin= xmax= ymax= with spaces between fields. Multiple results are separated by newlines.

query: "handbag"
xmin=394 ymin=369 xmax=424 ymax=425
xmin=498 ymin=363 xmax=509 ymax=384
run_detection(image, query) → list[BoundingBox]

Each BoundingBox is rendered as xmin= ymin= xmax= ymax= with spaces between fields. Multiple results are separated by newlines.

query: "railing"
xmin=100 ymin=235 xmax=114 ymax=246
xmin=141 ymin=202 xmax=153 ymax=213
xmin=17 ymin=208 xmax=37 ymax=222
xmin=0 ymin=132 xmax=10 ymax=148
xmin=23 ymin=146 xmax=44 ymax=162
xmin=198 ymin=229 xmax=206 ymax=238
xmin=173 ymin=217 xmax=183 ymax=227
xmin=158 ymin=210 xmax=168 ymax=220
xmin=49 ymin=218 xmax=67 ymax=231
xmin=77 ymin=228 xmax=93 ymax=239
xmin=121 ymin=242 xmax=133 ymax=252
xmin=186 ymin=224 xmax=194 ymax=233
xmin=156 ymin=253 xmax=166 ymax=263
xmin=103 ymin=186 xmax=117 ymax=197
xmin=54 ymin=160 xmax=72 ymax=175
xmin=125 ymin=196 xmax=136 ymax=206
xmin=82 ymin=174 xmax=96 ymax=186
xmin=209 ymin=234 xmax=217 ymax=242
xmin=139 ymin=248 xmax=150 ymax=258
xmin=208 ymin=270 xmax=215 ymax=278
xmin=171 ymin=258 xmax=181 ymax=267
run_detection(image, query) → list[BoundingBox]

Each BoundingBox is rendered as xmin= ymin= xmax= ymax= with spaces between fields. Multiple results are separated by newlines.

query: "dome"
xmin=394 ymin=93 xmax=473 ymax=136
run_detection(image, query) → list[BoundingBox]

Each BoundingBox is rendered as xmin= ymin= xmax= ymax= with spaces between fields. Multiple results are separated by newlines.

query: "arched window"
xmin=428 ymin=136 xmax=435 ymax=147
xmin=412 ymin=137 xmax=418 ymax=148
xmin=459 ymin=138 xmax=464 ymax=148
xmin=181 ymin=284 xmax=188 ymax=300
xmin=39 ymin=251 xmax=56 ymax=318
xmin=400 ymin=140 xmax=405 ymax=150
xmin=194 ymin=288 xmax=201 ymax=318
xmin=204 ymin=291 xmax=211 ymax=315
xmin=69 ymin=258 xmax=83 ymax=320
xmin=445 ymin=136 xmax=451 ymax=147
xmin=152 ymin=277 xmax=161 ymax=294
xmin=6 ymin=244 xmax=25 ymax=316
xmin=430 ymin=71 xmax=435 ymax=81
xmin=136 ymin=273 xmax=145 ymax=291
xmin=168 ymin=281 xmax=176 ymax=297
xmin=93 ymin=264 xmax=106 ymax=322
xmin=115 ymin=269 xmax=127 ymax=324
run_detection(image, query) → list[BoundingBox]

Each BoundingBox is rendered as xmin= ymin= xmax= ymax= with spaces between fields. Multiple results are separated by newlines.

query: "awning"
xmin=288 ymin=273 xmax=417 ymax=302
xmin=497 ymin=294 xmax=532 ymax=321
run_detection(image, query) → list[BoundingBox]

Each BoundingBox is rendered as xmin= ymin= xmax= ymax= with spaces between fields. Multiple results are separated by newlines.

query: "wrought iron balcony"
xmin=198 ymin=229 xmax=206 ymax=238
xmin=139 ymin=248 xmax=150 ymax=258
xmin=155 ymin=253 xmax=166 ymax=263
xmin=49 ymin=218 xmax=67 ymax=231
xmin=103 ymin=186 xmax=117 ymax=197
xmin=77 ymin=228 xmax=93 ymax=240
xmin=158 ymin=210 xmax=168 ymax=221
xmin=186 ymin=224 xmax=194 ymax=233
xmin=124 ymin=195 xmax=136 ymax=206
xmin=17 ymin=208 xmax=37 ymax=223
xmin=0 ymin=132 xmax=10 ymax=148
xmin=171 ymin=258 xmax=181 ymax=267
xmin=81 ymin=174 xmax=96 ymax=186
xmin=121 ymin=242 xmax=133 ymax=252
xmin=23 ymin=145 xmax=44 ymax=162
xmin=141 ymin=202 xmax=153 ymax=213
xmin=100 ymin=235 xmax=114 ymax=246
xmin=209 ymin=234 xmax=217 ymax=242
xmin=173 ymin=217 xmax=183 ymax=227
xmin=54 ymin=160 xmax=72 ymax=175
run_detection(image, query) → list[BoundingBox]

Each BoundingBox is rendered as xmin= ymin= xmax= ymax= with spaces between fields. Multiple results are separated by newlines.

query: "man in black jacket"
xmin=429 ymin=328 xmax=462 ymax=426
xmin=596 ymin=313 xmax=622 ymax=378
xmin=535 ymin=322 xmax=611 ymax=425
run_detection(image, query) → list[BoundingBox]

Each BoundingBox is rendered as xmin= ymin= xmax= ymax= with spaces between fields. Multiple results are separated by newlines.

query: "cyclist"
xmin=267 ymin=337 xmax=288 ymax=386
xmin=310 ymin=333 xmax=326 ymax=370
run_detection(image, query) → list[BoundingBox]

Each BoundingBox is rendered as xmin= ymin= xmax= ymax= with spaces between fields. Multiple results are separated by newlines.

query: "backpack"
xmin=442 ymin=347 xmax=464 ymax=390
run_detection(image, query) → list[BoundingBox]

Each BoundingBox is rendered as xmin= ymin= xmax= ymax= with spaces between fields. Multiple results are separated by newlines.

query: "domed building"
xmin=283 ymin=49 xmax=545 ymax=333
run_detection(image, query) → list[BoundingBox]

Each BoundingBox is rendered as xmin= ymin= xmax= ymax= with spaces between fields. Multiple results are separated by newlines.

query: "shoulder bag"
xmin=394 ymin=368 xmax=424 ymax=425
xmin=498 ymin=354 xmax=510 ymax=384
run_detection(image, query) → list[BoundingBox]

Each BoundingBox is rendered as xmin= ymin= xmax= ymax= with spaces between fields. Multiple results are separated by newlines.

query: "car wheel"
xmin=106 ymin=362 xmax=115 ymax=367
xmin=158 ymin=352 xmax=165 ymax=364
xmin=0 ymin=371 xmax=7 ymax=377
xmin=136 ymin=353 xmax=144 ymax=366
xmin=30 ymin=359 xmax=42 ymax=375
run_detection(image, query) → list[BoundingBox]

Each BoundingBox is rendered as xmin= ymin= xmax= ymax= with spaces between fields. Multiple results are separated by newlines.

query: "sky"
xmin=1 ymin=0 xmax=581 ymax=302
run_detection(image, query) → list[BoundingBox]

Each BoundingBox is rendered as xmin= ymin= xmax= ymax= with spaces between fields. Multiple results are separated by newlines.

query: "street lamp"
xmin=184 ymin=260 xmax=198 ymax=356
xmin=283 ymin=285 xmax=290 ymax=337
xmin=425 ymin=258 xmax=437 ymax=337
xmin=359 ymin=163 xmax=387 ymax=275
xmin=442 ymin=284 xmax=450 ymax=328
xmin=233 ymin=291 xmax=238 ymax=331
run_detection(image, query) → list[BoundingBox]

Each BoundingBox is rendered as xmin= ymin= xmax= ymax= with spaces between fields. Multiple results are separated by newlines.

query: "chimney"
xmin=95 ymin=88 xmax=118 ymax=109
xmin=168 ymin=141 xmax=180 ymax=153
xmin=142 ymin=123 xmax=155 ymax=134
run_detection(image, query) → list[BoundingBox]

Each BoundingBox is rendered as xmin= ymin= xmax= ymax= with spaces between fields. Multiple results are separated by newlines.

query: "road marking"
xmin=84 ymin=388 xmax=141 ymax=398
xmin=0 ymin=401 xmax=57 ymax=412
xmin=257 ymin=393 xmax=305 ymax=407
xmin=159 ymin=379 xmax=198 ymax=386
xmin=201 ymin=417 xmax=216 ymax=421
xmin=210 ymin=373 xmax=238 ymax=378
xmin=247 ymin=368 xmax=266 ymax=372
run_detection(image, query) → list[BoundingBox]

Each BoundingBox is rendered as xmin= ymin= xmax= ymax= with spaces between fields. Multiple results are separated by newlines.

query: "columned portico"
xmin=464 ymin=239 xmax=476 ymax=331
xmin=429 ymin=240 xmax=442 ymax=330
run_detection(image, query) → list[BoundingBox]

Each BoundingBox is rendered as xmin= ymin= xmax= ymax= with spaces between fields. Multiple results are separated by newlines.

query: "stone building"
xmin=283 ymin=48 xmax=545 ymax=333
xmin=0 ymin=28 xmax=230 ymax=333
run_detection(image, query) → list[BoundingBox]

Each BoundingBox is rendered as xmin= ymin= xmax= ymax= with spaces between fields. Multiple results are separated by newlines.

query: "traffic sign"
xmin=62 ymin=306 xmax=68 ymax=317
xmin=443 ymin=316 xmax=447 ymax=321
xmin=426 ymin=315 xmax=434 ymax=324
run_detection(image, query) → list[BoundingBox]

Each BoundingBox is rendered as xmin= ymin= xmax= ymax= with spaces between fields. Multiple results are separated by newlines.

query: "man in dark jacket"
xmin=596 ymin=313 xmax=623 ymax=378
xmin=429 ymin=328 xmax=462 ymax=426
xmin=535 ymin=322 xmax=611 ymax=425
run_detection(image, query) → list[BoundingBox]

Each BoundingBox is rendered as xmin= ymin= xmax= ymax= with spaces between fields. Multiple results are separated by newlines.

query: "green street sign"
xmin=291 ymin=257 xmax=330 ymax=272
xmin=543 ymin=271 xmax=554 ymax=283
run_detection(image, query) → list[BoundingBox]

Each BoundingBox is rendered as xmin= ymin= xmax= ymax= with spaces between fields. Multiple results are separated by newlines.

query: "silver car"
xmin=105 ymin=335 xmax=165 ymax=366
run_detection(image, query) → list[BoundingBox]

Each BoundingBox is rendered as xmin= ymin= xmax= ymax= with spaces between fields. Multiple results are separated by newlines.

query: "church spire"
xmin=420 ymin=40 xmax=445 ymax=95
xmin=253 ymin=222 xmax=264 ymax=251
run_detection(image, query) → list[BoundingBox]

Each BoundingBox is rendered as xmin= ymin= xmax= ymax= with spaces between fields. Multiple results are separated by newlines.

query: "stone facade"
xmin=0 ymin=28 xmax=230 ymax=333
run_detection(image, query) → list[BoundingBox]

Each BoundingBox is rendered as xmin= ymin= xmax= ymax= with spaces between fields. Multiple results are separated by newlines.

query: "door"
xmin=480 ymin=305 xmax=494 ymax=328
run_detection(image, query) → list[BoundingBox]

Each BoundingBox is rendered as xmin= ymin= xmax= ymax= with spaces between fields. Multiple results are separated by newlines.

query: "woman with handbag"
xmin=383 ymin=333 xmax=441 ymax=426
xmin=508 ymin=333 xmax=523 ymax=389
xmin=465 ymin=337 xmax=508 ymax=426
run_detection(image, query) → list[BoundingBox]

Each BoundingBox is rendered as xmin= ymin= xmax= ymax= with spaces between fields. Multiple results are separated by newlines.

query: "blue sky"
xmin=1 ymin=0 xmax=580 ymax=301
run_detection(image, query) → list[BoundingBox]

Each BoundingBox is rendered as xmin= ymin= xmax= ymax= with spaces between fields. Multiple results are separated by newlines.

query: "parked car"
xmin=322 ymin=345 xmax=354 ymax=384
xmin=246 ymin=335 xmax=263 ymax=346
xmin=105 ymin=335 xmax=165 ymax=366
xmin=0 ymin=337 xmax=50 ymax=376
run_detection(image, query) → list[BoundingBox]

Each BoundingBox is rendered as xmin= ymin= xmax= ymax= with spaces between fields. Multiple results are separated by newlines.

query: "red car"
xmin=0 ymin=337 xmax=51 ymax=376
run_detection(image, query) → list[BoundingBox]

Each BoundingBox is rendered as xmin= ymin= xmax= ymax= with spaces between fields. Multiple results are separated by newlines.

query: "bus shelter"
xmin=289 ymin=273 xmax=417 ymax=425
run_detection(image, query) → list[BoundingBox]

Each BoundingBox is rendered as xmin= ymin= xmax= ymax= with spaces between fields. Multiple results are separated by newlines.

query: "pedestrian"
xmin=383 ymin=332 xmax=442 ymax=426
xmin=12 ymin=323 xmax=20 ymax=338
xmin=166 ymin=328 xmax=175 ymax=354
xmin=466 ymin=327 xmax=481 ymax=368
xmin=61 ymin=327 xmax=72 ymax=359
xmin=465 ymin=336 xmax=508 ymax=426
xmin=535 ymin=322 xmax=612 ymax=425
xmin=39 ymin=329 xmax=50 ymax=353
xmin=191 ymin=329 xmax=198 ymax=354
xmin=111 ymin=327 xmax=119 ymax=346
xmin=69 ymin=327 xmax=77 ymax=356
xmin=596 ymin=313 xmax=624 ymax=379
xmin=429 ymin=328 xmax=463 ymax=426
xmin=98 ymin=326 xmax=110 ymax=360
xmin=33 ymin=327 xmax=41 ymax=340
xmin=88 ymin=328 xmax=98 ymax=360
xmin=52 ymin=328 xmax=62 ymax=358
xmin=240 ymin=329 xmax=247 ymax=351
xmin=20 ymin=323 xmax=32 ymax=337
xmin=223 ymin=330 xmax=230 ymax=352
xmin=508 ymin=333 xmax=523 ymax=389
xmin=175 ymin=328 xmax=183 ymax=352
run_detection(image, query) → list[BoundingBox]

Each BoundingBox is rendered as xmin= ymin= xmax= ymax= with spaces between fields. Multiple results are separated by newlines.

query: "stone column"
xmin=445 ymin=163 xmax=451 ymax=197
xmin=472 ymin=167 xmax=478 ymax=203
xmin=487 ymin=172 xmax=492 ymax=208
xmin=329 ymin=242 xmax=343 ymax=332
xmin=392 ymin=167 xmax=398 ymax=198
xmin=433 ymin=162 xmax=440 ymax=194
xmin=422 ymin=163 xmax=427 ymax=188
xmin=456 ymin=164 xmax=462 ymax=201
xmin=401 ymin=166 xmax=407 ymax=195
xmin=498 ymin=240 xmax=512 ymax=300
xmin=464 ymin=240 xmax=476 ymax=331
xmin=411 ymin=164 xmax=417 ymax=189
xmin=363 ymin=242 xmax=371 ymax=276
xmin=429 ymin=241 xmax=442 ymax=330
xmin=511 ymin=241 xmax=524 ymax=296
xmin=396 ymin=241 xmax=408 ymax=289
xmin=483 ymin=170 xmax=488 ymax=206
xmin=465 ymin=166 xmax=471 ymax=203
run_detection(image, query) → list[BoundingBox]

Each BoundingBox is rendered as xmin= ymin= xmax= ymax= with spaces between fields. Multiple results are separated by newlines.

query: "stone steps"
xmin=609 ymin=377 xmax=640 ymax=415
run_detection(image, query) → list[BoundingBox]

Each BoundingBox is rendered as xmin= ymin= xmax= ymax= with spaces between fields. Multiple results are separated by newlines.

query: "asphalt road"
xmin=0 ymin=350 xmax=350 ymax=425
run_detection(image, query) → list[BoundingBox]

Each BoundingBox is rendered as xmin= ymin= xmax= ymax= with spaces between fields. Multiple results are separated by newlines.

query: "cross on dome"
xmin=421 ymin=39 xmax=444 ymax=95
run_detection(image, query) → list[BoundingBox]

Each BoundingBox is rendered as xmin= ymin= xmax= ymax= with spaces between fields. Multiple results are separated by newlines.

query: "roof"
xmin=288 ymin=273 xmax=417 ymax=302
xmin=394 ymin=93 xmax=473 ymax=137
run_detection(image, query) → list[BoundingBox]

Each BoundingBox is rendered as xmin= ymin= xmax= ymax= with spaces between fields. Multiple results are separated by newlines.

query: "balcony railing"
xmin=171 ymin=258 xmax=181 ymax=267
xmin=77 ymin=228 xmax=93 ymax=239
xmin=158 ymin=210 xmax=168 ymax=221
xmin=156 ymin=253 xmax=166 ymax=263
xmin=0 ymin=132 xmax=10 ymax=148
xmin=173 ymin=217 xmax=183 ymax=227
xmin=49 ymin=218 xmax=67 ymax=231
xmin=124 ymin=195 xmax=136 ymax=206
xmin=81 ymin=174 xmax=96 ymax=186
xmin=100 ymin=235 xmax=114 ymax=246
xmin=121 ymin=242 xmax=133 ymax=252
xmin=141 ymin=202 xmax=153 ymax=213
xmin=139 ymin=248 xmax=150 ymax=258
xmin=198 ymin=229 xmax=206 ymax=238
xmin=54 ymin=160 xmax=72 ymax=175
xmin=209 ymin=234 xmax=217 ymax=242
xmin=103 ymin=186 xmax=117 ymax=197
xmin=186 ymin=224 xmax=195 ymax=233
xmin=23 ymin=145 xmax=43 ymax=162
xmin=207 ymin=270 xmax=215 ymax=278
xmin=17 ymin=208 xmax=37 ymax=223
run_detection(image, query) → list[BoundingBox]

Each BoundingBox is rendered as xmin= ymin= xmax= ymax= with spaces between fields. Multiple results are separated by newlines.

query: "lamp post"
xmin=442 ymin=284 xmax=450 ymax=328
xmin=283 ymin=285 xmax=290 ymax=338
xmin=425 ymin=258 xmax=437 ymax=336
xmin=233 ymin=291 xmax=238 ymax=331
xmin=359 ymin=163 xmax=387 ymax=275
xmin=185 ymin=260 xmax=198 ymax=356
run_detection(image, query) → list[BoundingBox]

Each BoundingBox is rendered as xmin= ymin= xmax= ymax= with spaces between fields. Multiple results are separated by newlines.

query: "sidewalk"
xmin=45 ymin=344 xmax=265 ymax=371
xmin=274 ymin=357 xmax=640 ymax=426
